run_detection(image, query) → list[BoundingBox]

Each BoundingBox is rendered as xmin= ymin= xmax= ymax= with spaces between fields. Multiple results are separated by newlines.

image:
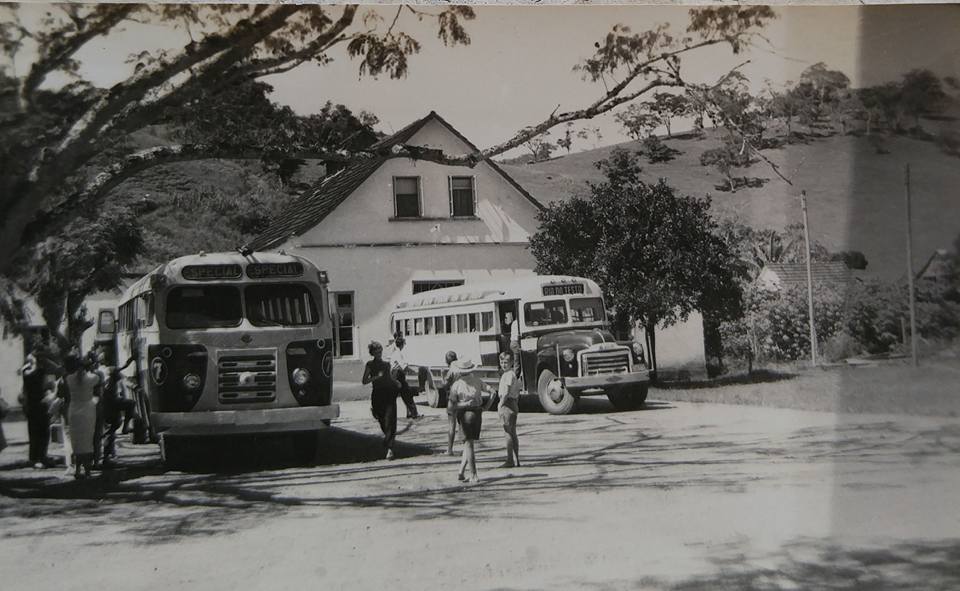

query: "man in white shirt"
xmin=505 ymin=311 xmax=521 ymax=376
xmin=387 ymin=333 xmax=421 ymax=419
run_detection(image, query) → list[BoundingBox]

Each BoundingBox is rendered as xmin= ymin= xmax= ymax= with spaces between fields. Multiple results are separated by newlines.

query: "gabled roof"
xmin=916 ymin=249 xmax=953 ymax=281
xmin=760 ymin=261 xmax=854 ymax=288
xmin=245 ymin=111 xmax=543 ymax=252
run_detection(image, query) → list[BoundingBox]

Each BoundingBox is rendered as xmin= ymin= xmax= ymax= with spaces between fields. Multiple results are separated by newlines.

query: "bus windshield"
xmin=246 ymin=284 xmax=318 ymax=326
xmin=166 ymin=286 xmax=242 ymax=329
xmin=524 ymin=300 xmax=568 ymax=327
xmin=570 ymin=297 xmax=605 ymax=323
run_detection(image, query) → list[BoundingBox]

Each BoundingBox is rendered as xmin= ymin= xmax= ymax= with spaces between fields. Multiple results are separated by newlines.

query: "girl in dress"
xmin=63 ymin=352 xmax=102 ymax=479
xmin=361 ymin=341 xmax=400 ymax=460
xmin=496 ymin=352 xmax=522 ymax=468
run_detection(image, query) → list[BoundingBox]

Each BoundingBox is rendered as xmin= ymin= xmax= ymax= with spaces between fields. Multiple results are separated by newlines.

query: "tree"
xmin=522 ymin=135 xmax=557 ymax=162
xmin=647 ymin=92 xmax=689 ymax=137
xmin=0 ymin=5 xmax=775 ymax=271
xmin=799 ymin=62 xmax=850 ymax=119
xmin=15 ymin=205 xmax=145 ymax=349
xmin=615 ymin=104 xmax=660 ymax=141
xmin=0 ymin=3 xmax=476 ymax=269
xmin=529 ymin=149 xmax=744 ymax=372
xmin=899 ymin=69 xmax=947 ymax=129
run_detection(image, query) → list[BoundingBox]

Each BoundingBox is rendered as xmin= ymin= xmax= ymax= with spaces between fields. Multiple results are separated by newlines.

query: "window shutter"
xmin=471 ymin=176 xmax=477 ymax=217
xmin=448 ymin=176 xmax=454 ymax=217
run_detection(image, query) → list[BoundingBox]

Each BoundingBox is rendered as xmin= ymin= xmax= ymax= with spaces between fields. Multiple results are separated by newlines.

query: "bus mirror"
xmin=98 ymin=310 xmax=116 ymax=335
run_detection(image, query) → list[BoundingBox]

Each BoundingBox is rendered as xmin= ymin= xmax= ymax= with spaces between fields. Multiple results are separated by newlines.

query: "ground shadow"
xmin=655 ymin=369 xmax=797 ymax=390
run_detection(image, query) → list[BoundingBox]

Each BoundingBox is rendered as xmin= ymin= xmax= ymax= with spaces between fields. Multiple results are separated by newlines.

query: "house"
xmin=916 ymin=249 xmax=954 ymax=283
xmin=756 ymin=261 xmax=855 ymax=291
xmin=246 ymin=111 xmax=545 ymax=378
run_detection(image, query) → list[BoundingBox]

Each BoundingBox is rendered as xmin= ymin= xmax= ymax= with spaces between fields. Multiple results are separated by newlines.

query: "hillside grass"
xmin=503 ymin=128 xmax=960 ymax=280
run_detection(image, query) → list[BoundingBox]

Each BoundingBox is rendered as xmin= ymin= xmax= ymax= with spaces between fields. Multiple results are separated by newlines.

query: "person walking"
xmin=388 ymin=333 xmax=421 ymax=419
xmin=496 ymin=352 xmax=522 ymax=468
xmin=442 ymin=350 xmax=460 ymax=455
xmin=20 ymin=349 xmax=54 ymax=469
xmin=63 ymin=352 xmax=102 ymax=479
xmin=447 ymin=359 xmax=494 ymax=483
xmin=99 ymin=352 xmax=137 ymax=467
xmin=362 ymin=341 xmax=400 ymax=460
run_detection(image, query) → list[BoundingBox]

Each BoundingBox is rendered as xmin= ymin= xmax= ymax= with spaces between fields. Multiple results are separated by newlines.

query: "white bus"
xmin=390 ymin=275 xmax=649 ymax=414
xmin=96 ymin=251 xmax=339 ymax=464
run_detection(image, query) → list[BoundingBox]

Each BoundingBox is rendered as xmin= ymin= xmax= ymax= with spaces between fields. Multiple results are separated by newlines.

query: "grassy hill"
xmin=502 ymin=129 xmax=960 ymax=280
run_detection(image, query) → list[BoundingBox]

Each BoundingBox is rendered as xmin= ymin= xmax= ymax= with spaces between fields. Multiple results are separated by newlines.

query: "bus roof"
xmin=121 ymin=251 xmax=321 ymax=300
xmin=393 ymin=275 xmax=603 ymax=312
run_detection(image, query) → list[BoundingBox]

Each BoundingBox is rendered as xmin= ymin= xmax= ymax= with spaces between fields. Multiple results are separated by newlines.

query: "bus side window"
xmin=481 ymin=311 xmax=493 ymax=332
xmin=424 ymin=317 xmax=433 ymax=334
xmin=435 ymin=316 xmax=444 ymax=334
xmin=468 ymin=313 xmax=478 ymax=333
xmin=395 ymin=320 xmax=402 ymax=336
xmin=143 ymin=293 xmax=155 ymax=326
xmin=404 ymin=319 xmax=412 ymax=336
xmin=414 ymin=318 xmax=424 ymax=336
xmin=456 ymin=314 xmax=467 ymax=333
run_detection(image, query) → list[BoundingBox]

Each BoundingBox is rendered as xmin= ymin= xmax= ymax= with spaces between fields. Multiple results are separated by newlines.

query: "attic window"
xmin=449 ymin=176 xmax=476 ymax=217
xmin=393 ymin=176 xmax=421 ymax=218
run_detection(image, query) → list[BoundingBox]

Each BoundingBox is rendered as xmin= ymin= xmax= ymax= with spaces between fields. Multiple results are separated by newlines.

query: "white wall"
xmin=287 ymin=243 xmax=537 ymax=377
xmin=639 ymin=311 xmax=706 ymax=371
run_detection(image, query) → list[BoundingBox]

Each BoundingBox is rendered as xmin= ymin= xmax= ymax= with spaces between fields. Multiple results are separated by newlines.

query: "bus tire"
xmin=420 ymin=368 xmax=441 ymax=408
xmin=607 ymin=384 xmax=648 ymax=411
xmin=537 ymin=369 xmax=576 ymax=415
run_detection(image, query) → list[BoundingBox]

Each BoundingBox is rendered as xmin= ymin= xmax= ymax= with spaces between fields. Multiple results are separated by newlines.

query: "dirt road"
xmin=2 ymin=397 xmax=959 ymax=590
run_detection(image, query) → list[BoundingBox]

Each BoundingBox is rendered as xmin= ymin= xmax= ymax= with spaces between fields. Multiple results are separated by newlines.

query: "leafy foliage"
xmin=530 ymin=149 xmax=744 ymax=365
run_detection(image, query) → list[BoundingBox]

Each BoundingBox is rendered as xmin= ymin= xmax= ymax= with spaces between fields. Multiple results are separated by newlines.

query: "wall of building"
xmin=286 ymin=242 xmax=538 ymax=379
xmin=639 ymin=311 xmax=707 ymax=375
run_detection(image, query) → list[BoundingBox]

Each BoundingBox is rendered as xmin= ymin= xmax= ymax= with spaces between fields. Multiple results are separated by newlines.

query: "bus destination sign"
xmin=246 ymin=262 xmax=304 ymax=279
xmin=542 ymin=283 xmax=585 ymax=296
xmin=182 ymin=264 xmax=243 ymax=281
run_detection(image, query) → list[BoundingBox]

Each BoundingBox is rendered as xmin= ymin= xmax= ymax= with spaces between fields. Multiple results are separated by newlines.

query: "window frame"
xmin=448 ymin=175 xmax=477 ymax=218
xmin=393 ymin=176 xmax=422 ymax=219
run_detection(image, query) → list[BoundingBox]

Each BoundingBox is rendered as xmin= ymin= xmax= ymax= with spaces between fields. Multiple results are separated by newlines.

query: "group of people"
xmin=362 ymin=331 xmax=521 ymax=483
xmin=17 ymin=342 xmax=138 ymax=479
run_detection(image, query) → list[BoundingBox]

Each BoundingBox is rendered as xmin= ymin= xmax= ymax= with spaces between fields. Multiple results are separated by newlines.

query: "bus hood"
xmin=537 ymin=329 xmax=621 ymax=351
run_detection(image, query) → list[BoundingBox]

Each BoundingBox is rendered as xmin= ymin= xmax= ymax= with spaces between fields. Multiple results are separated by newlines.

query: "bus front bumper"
xmin=563 ymin=370 xmax=650 ymax=396
xmin=152 ymin=405 xmax=340 ymax=437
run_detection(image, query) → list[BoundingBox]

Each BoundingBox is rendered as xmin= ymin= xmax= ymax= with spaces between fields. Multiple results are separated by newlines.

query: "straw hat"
xmin=452 ymin=359 xmax=476 ymax=373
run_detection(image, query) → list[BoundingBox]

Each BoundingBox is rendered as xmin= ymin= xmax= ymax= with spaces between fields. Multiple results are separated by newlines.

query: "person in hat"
xmin=362 ymin=341 xmax=401 ymax=460
xmin=387 ymin=332 xmax=420 ymax=419
xmin=447 ymin=359 xmax=494 ymax=482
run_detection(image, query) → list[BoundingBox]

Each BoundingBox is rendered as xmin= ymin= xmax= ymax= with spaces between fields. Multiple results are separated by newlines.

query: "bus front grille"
xmin=581 ymin=350 xmax=630 ymax=376
xmin=218 ymin=353 xmax=277 ymax=403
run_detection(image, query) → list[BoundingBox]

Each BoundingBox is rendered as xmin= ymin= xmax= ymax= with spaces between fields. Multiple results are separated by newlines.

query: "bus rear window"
xmin=570 ymin=297 xmax=604 ymax=323
xmin=524 ymin=300 xmax=567 ymax=327
xmin=246 ymin=284 xmax=318 ymax=326
xmin=167 ymin=286 xmax=242 ymax=329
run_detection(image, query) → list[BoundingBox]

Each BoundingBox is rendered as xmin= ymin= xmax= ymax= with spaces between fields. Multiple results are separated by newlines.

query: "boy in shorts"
xmin=496 ymin=352 xmax=521 ymax=468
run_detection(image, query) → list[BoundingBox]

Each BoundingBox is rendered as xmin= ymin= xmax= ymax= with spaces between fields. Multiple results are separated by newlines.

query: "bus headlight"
xmin=561 ymin=348 xmax=576 ymax=363
xmin=182 ymin=373 xmax=202 ymax=391
xmin=632 ymin=342 xmax=645 ymax=362
xmin=292 ymin=367 xmax=311 ymax=386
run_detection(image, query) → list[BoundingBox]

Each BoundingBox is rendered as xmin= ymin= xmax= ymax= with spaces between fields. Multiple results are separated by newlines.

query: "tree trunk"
xmin=645 ymin=320 xmax=658 ymax=383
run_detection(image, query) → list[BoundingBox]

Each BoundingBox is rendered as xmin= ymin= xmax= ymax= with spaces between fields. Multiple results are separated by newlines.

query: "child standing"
xmin=496 ymin=352 xmax=521 ymax=467
xmin=447 ymin=359 xmax=493 ymax=483
xmin=362 ymin=341 xmax=400 ymax=460
xmin=441 ymin=350 xmax=459 ymax=455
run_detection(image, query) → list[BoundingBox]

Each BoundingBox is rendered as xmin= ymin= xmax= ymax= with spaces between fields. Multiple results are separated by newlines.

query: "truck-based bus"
xmin=390 ymin=275 xmax=649 ymax=414
xmin=96 ymin=251 xmax=339 ymax=464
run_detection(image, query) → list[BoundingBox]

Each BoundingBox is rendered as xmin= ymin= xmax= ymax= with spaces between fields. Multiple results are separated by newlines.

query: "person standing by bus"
xmin=362 ymin=341 xmax=400 ymax=460
xmin=496 ymin=352 xmax=522 ymax=468
xmin=447 ymin=359 xmax=493 ymax=483
xmin=442 ymin=350 xmax=460 ymax=455
xmin=63 ymin=352 xmax=102 ymax=479
xmin=504 ymin=311 xmax=521 ymax=376
xmin=387 ymin=332 xmax=421 ymax=419
xmin=20 ymin=348 xmax=54 ymax=469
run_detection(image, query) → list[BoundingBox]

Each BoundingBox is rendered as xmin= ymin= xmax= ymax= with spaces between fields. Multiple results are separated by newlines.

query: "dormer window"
xmin=449 ymin=176 xmax=476 ymax=217
xmin=393 ymin=176 xmax=421 ymax=218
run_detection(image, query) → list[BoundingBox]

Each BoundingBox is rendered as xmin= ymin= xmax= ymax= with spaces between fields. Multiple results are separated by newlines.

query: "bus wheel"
xmin=419 ymin=367 xmax=443 ymax=408
xmin=537 ymin=370 xmax=576 ymax=415
xmin=292 ymin=431 xmax=319 ymax=464
xmin=607 ymin=384 xmax=648 ymax=411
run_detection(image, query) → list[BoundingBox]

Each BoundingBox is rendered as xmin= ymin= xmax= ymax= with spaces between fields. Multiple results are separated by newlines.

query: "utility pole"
xmin=905 ymin=164 xmax=919 ymax=367
xmin=800 ymin=190 xmax=817 ymax=367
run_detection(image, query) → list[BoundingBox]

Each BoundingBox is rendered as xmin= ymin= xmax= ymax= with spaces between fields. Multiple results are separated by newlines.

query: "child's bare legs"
xmin=501 ymin=414 xmax=519 ymax=467
xmin=446 ymin=412 xmax=457 ymax=455
xmin=465 ymin=440 xmax=478 ymax=482
xmin=458 ymin=443 xmax=468 ymax=480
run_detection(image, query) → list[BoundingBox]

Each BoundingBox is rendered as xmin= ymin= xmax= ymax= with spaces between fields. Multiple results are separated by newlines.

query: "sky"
xmin=9 ymin=3 xmax=960 ymax=155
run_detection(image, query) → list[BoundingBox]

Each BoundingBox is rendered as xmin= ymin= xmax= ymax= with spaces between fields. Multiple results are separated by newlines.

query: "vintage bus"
xmin=95 ymin=251 xmax=339 ymax=464
xmin=390 ymin=275 xmax=649 ymax=415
